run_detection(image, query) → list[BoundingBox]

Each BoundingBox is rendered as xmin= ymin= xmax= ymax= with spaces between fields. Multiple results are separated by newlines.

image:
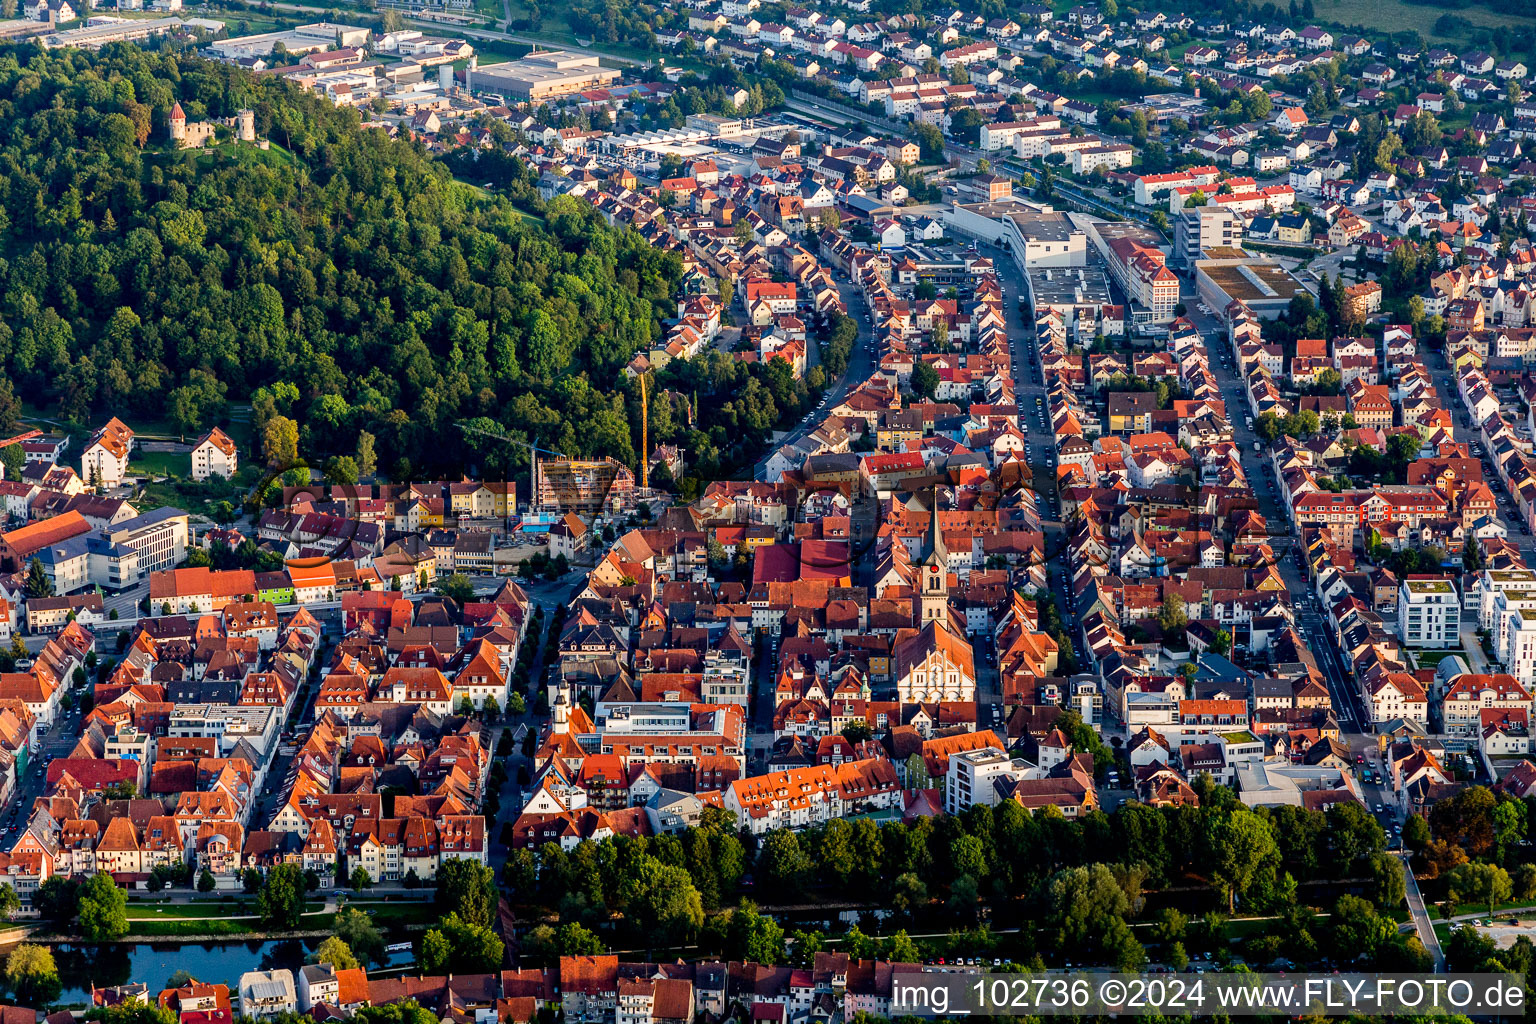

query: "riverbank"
xmin=7 ymin=897 xmax=440 ymax=944
xmin=32 ymin=928 xmax=340 ymax=943
xmin=41 ymin=936 xmax=422 ymax=1006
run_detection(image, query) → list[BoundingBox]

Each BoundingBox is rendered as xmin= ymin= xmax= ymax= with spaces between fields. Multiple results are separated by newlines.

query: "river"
xmin=50 ymin=940 xmax=418 ymax=1007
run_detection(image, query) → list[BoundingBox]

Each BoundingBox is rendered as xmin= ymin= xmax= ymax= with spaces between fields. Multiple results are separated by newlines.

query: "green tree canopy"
xmin=434 ymin=858 xmax=498 ymax=928
xmin=256 ymin=863 xmax=307 ymax=930
xmin=4 ymin=943 xmax=61 ymax=1006
xmin=313 ymin=936 xmax=360 ymax=971
xmin=77 ymin=872 xmax=128 ymax=940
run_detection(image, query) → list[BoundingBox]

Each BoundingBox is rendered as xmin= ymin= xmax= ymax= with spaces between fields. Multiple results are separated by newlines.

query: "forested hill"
xmin=0 ymin=44 xmax=686 ymax=480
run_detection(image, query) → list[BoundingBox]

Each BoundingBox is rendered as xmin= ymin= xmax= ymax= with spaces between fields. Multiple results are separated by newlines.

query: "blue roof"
xmin=1195 ymin=652 xmax=1249 ymax=682
xmin=37 ymin=535 xmax=130 ymax=565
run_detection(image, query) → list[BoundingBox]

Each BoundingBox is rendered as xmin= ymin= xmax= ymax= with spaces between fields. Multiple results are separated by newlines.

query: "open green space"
xmin=125 ymin=898 xmax=328 ymax=919
xmin=1413 ymin=650 xmax=1462 ymax=669
xmin=127 ymin=451 xmax=184 ymax=480
xmin=120 ymin=898 xmax=437 ymax=936
xmin=499 ymin=0 xmax=652 ymax=63
xmin=1312 ymin=0 xmax=1536 ymax=40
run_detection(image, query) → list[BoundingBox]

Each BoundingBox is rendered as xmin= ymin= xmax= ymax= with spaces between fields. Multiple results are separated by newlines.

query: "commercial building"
xmin=942 ymin=203 xmax=1086 ymax=268
xmin=1104 ymin=236 xmax=1179 ymax=326
xmin=33 ymin=534 xmax=139 ymax=593
xmin=41 ymin=15 xmax=186 ymax=48
xmin=206 ymin=22 xmax=369 ymax=61
xmin=166 ymin=703 xmax=281 ymax=758
xmin=108 ymin=507 xmax=190 ymax=575
xmin=1026 ymin=264 xmax=1114 ymax=338
xmin=1194 ymin=256 xmax=1311 ymax=318
xmin=467 ymin=51 xmax=622 ymax=103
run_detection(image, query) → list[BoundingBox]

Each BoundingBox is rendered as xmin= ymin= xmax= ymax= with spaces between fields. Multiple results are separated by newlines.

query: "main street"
xmin=1180 ymin=303 xmax=1376 ymax=733
xmin=983 ymin=243 xmax=1073 ymax=632
xmin=1181 ymin=295 xmax=1455 ymax=964
xmin=753 ymin=274 xmax=876 ymax=480
xmin=1426 ymin=347 xmax=1536 ymax=560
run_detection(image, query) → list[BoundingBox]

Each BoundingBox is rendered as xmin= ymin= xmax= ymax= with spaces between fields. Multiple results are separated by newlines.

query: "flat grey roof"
xmin=1007 ymin=209 xmax=1076 ymax=242
xmin=1031 ymin=264 xmax=1113 ymax=305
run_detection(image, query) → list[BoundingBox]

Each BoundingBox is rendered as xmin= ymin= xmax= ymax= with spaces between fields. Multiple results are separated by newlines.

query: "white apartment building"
xmin=1477 ymin=569 xmax=1536 ymax=629
xmin=1398 ymin=577 xmax=1461 ymax=647
xmin=80 ymin=417 xmax=133 ymax=490
xmin=191 ymin=427 xmax=239 ymax=482
xmin=1505 ymin=608 xmax=1536 ymax=685
xmin=945 ymin=747 xmax=1028 ymax=813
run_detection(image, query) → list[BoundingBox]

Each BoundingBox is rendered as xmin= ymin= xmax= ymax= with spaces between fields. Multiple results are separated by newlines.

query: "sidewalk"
xmin=1460 ymin=626 xmax=1491 ymax=674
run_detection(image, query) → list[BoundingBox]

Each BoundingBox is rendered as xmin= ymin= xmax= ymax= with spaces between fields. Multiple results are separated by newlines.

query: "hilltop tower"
xmin=169 ymin=101 xmax=186 ymax=143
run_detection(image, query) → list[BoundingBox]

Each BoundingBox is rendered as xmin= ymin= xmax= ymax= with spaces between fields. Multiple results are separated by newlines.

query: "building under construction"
xmin=536 ymin=457 xmax=636 ymax=514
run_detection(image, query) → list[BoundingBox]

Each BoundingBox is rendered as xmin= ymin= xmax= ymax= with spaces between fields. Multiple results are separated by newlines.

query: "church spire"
xmin=919 ymin=487 xmax=947 ymax=567
xmin=918 ymin=488 xmax=948 ymax=625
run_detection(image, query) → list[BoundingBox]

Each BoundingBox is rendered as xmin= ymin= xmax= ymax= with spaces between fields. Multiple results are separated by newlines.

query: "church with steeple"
xmin=916 ymin=502 xmax=949 ymax=626
xmin=892 ymin=493 xmax=976 ymax=703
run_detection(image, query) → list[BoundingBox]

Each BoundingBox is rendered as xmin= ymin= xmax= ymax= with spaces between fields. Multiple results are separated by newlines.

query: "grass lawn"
xmin=471 ymin=38 xmax=535 ymax=63
xmin=126 ymin=899 xmax=329 ymax=919
xmin=1413 ymin=649 xmax=1462 ymax=669
xmin=1314 ymin=0 xmax=1536 ymax=41
xmin=184 ymin=140 xmax=300 ymax=175
xmin=1223 ymin=916 xmax=1284 ymax=939
xmin=503 ymin=0 xmax=577 ymax=43
xmin=16 ymin=402 xmax=79 ymax=439
xmin=499 ymin=0 xmax=652 ymax=64
xmin=125 ymin=903 xmax=241 ymax=919
xmin=128 ymin=450 xmax=184 ymax=480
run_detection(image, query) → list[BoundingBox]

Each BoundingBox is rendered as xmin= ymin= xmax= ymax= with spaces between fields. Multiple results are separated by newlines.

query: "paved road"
xmin=1186 ymin=303 xmax=1386 ymax=735
xmin=972 ymin=240 xmax=1084 ymax=669
xmin=1400 ymin=851 xmax=1447 ymax=970
xmin=1428 ymin=347 xmax=1536 ymax=557
xmin=753 ymin=277 xmax=875 ymax=480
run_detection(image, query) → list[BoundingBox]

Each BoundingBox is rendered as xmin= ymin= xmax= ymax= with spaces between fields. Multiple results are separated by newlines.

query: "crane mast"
xmin=456 ymin=422 xmax=567 ymax=515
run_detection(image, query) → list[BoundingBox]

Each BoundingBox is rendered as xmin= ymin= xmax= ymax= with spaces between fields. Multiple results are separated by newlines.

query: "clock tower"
xmin=917 ymin=502 xmax=948 ymax=625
